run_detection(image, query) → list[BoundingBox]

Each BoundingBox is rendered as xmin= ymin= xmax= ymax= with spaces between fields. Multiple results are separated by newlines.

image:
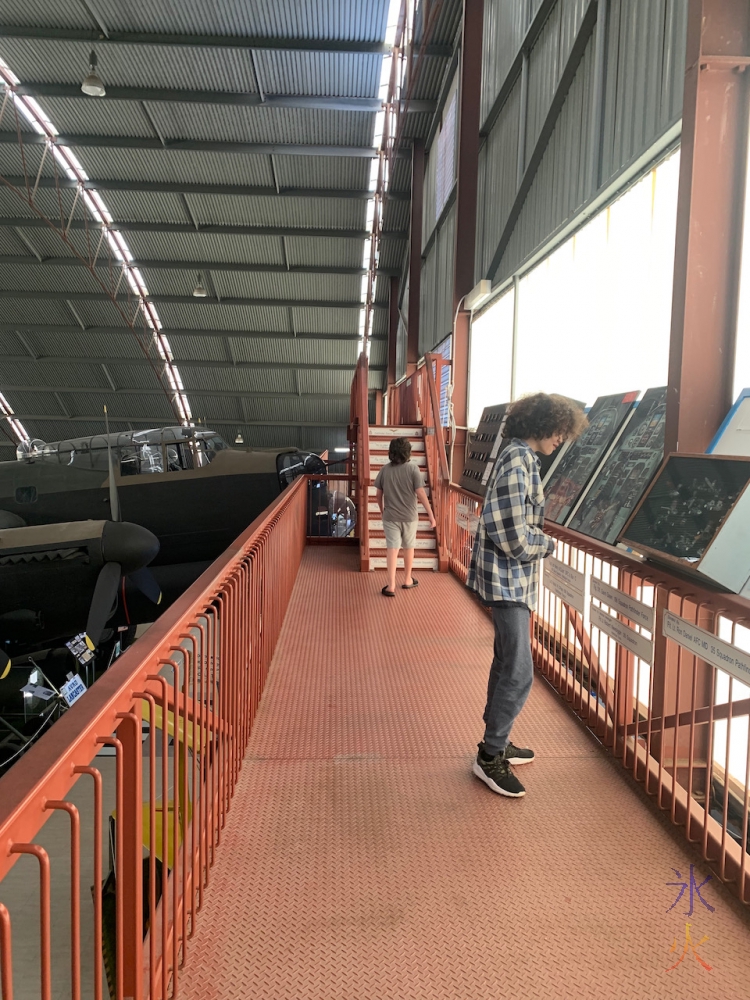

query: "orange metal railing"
xmin=439 ymin=482 xmax=750 ymax=903
xmin=0 ymin=476 xmax=307 ymax=1000
xmin=349 ymin=353 xmax=371 ymax=572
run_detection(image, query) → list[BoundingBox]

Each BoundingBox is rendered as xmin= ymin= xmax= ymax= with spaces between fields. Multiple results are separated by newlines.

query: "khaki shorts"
xmin=383 ymin=519 xmax=418 ymax=550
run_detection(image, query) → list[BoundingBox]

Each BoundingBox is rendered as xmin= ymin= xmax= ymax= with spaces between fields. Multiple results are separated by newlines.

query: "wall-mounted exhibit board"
xmin=619 ymin=454 xmax=750 ymax=595
xmin=707 ymin=388 xmax=750 ymax=456
xmin=567 ymin=386 xmax=667 ymax=544
xmin=459 ymin=403 xmax=509 ymax=496
xmin=544 ymin=391 xmax=639 ymax=523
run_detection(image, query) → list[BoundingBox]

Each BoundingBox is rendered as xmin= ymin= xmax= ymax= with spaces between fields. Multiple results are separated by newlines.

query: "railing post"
xmin=117 ymin=708 xmax=143 ymax=1000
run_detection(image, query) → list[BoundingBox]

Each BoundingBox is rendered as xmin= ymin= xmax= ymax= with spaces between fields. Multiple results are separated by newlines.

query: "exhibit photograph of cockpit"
xmin=1 ymin=3 xmax=750 ymax=1000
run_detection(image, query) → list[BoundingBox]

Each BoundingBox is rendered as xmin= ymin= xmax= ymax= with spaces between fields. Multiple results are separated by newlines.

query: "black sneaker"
xmin=472 ymin=751 xmax=526 ymax=797
xmin=504 ymin=741 xmax=535 ymax=765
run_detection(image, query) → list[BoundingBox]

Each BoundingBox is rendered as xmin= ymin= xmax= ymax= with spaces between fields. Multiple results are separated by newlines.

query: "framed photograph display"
xmin=567 ymin=386 xmax=667 ymax=545
xmin=544 ymin=391 xmax=639 ymax=524
xmin=707 ymin=388 xmax=750 ymax=457
xmin=619 ymin=454 xmax=750 ymax=594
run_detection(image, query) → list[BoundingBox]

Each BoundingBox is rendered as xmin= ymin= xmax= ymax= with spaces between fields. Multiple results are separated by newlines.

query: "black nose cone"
xmin=101 ymin=521 xmax=160 ymax=574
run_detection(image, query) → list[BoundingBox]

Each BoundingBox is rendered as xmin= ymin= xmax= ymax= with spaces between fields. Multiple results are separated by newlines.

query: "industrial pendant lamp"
xmin=192 ymin=273 xmax=207 ymax=298
xmin=81 ymin=51 xmax=106 ymax=97
xmin=235 ymin=431 xmax=244 ymax=445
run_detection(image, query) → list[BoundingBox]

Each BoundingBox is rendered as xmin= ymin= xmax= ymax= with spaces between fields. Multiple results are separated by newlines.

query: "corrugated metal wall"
xmin=476 ymin=0 xmax=687 ymax=284
xmin=419 ymin=203 xmax=456 ymax=356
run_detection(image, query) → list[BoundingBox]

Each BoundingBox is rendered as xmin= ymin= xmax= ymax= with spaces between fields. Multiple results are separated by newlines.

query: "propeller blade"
xmin=104 ymin=405 xmax=121 ymax=522
xmin=127 ymin=567 xmax=162 ymax=605
xmin=1 ymin=651 xmax=10 ymax=681
xmin=85 ymin=561 xmax=121 ymax=650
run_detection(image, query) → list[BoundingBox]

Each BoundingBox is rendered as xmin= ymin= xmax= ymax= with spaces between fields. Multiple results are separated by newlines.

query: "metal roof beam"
xmin=0 ymin=255 xmax=402 ymax=277
xmin=0 ymin=215 xmax=407 ymax=240
xmin=13 ymin=414 xmax=349 ymax=427
xmin=0 ymin=385 xmax=356 ymax=400
xmin=0 ymin=175 xmax=410 ymax=201
xmin=1 ymin=354 xmax=386 ymax=372
xmin=0 ymin=131 xmax=409 ymax=158
xmin=0 ymin=25 xmax=451 ymax=58
xmin=0 ymin=289 xmax=388 ymax=310
xmin=14 ymin=83 xmax=436 ymax=114
xmin=0 ymin=323 xmax=386 ymax=341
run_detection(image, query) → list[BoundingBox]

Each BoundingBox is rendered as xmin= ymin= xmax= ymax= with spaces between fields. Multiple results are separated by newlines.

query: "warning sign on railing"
xmin=455 ymin=502 xmax=479 ymax=535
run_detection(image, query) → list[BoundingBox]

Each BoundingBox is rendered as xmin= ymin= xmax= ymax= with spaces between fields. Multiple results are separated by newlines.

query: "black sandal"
xmin=402 ymin=577 xmax=419 ymax=589
xmin=381 ymin=586 xmax=396 ymax=597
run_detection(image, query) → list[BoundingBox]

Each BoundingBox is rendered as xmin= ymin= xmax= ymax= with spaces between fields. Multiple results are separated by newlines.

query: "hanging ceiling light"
xmin=192 ymin=272 xmax=207 ymax=298
xmin=234 ymin=431 xmax=244 ymax=445
xmin=81 ymin=51 xmax=106 ymax=97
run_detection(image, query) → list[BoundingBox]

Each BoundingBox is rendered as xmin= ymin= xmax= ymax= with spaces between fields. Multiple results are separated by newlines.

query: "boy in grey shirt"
xmin=373 ymin=437 xmax=436 ymax=597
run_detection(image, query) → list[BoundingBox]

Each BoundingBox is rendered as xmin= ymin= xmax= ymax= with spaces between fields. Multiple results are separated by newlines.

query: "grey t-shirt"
xmin=373 ymin=460 xmax=425 ymax=523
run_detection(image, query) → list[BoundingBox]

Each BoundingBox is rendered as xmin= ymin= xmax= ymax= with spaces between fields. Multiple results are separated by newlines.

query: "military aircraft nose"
xmin=101 ymin=521 xmax=160 ymax=574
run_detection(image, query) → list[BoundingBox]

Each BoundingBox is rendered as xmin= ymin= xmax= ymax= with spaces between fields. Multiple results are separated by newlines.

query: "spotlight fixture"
xmin=192 ymin=273 xmax=208 ymax=298
xmin=234 ymin=432 xmax=244 ymax=445
xmin=81 ymin=51 xmax=106 ymax=97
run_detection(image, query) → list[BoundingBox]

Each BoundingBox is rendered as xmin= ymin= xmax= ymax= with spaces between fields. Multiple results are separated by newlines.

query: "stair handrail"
xmin=349 ymin=352 xmax=370 ymax=571
xmin=420 ymin=354 xmax=450 ymax=570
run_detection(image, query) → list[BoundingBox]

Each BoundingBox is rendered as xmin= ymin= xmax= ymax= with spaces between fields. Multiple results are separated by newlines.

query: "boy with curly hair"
xmin=467 ymin=393 xmax=587 ymax=798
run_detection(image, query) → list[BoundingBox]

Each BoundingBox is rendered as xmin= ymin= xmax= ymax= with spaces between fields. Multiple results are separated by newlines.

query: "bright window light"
xmin=384 ymin=0 xmax=401 ymax=47
xmin=373 ymin=109 xmax=385 ymax=148
xmin=365 ymin=198 xmax=376 ymax=230
xmin=369 ymin=158 xmax=380 ymax=192
xmin=468 ymin=289 xmax=515 ymax=428
xmin=360 ymin=274 xmax=369 ymax=301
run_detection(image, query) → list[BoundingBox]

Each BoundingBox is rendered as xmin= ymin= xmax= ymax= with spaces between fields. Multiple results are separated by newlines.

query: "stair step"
xmin=370 ymin=454 xmax=426 ymax=468
xmin=370 ymin=555 xmax=438 ymax=571
xmin=369 ymin=438 xmax=425 ymax=453
xmin=369 ymin=426 xmax=423 ymax=438
xmin=368 ymin=502 xmax=430 ymax=514
xmin=368 ymin=486 xmax=430 ymax=498
xmin=369 ymin=536 xmax=436 ymax=550
xmin=369 ymin=518 xmax=432 ymax=531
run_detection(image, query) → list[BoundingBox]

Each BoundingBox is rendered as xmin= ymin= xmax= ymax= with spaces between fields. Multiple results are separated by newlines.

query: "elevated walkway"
xmin=179 ymin=548 xmax=750 ymax=1000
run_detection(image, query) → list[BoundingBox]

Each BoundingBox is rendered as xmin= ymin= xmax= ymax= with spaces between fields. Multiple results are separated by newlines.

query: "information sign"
xmin=662 ymin=611 xmax=750 ymax=686
xmin=590 ymin=604 xmax=654 ymax=664
xmin=542 ymin=558 xmax=586 ymax=613
xmin=590 ymin=576 xmax=655 ymax=631
xmin=61 ymin=674 xmax=87 ymax=708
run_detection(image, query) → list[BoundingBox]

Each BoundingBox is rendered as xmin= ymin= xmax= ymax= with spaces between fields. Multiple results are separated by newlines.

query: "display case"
xmin=545 ymin=391 xmax=639 ymax=524
xmin=459 ymin=403 xmax=509 ymax=496
xmin=707 ymin=388 xmax=750 ymax=457
xmin=619 ymin=454 xmax=750 ymax=595
xmin=567 ymin=386 xmax=667 ymax=544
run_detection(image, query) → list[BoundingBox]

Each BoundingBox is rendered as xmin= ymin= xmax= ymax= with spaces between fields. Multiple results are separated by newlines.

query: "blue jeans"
xmin=482 ymin=604 xmax=533 ymax=756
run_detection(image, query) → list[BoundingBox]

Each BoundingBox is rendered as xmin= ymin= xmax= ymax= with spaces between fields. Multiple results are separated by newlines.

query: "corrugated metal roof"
xmin=288 ymin=306 xmax=358 ymax=335
xmin=93 ymin=0 xmax=389 ymax=42
xmin=180 ymin=365 xmax=297 ymax=394
xmin=228 ymin=337 xmax=357 ymax=366
xmin=0 ymin=1 xmax=90 ymax=28
xmin=254 ymin=49 xmax=380 ymax=97
xmin=123 ymin=230 xmax=286 ymax=265
xmin=0 ymin=262 xmax=103 ymax=293
xmin=284 ymin=235 xmax=364 ymax=269
xmin=146 ymin=103 xmax=374 ymax=146
xmin=38 ymin=95 xmax=155 ymax=138
xmin=185 ymin=192 xmax=367 ymax=229
xmin=154 ymin=301 xmax=290 ymax=331
xmin=0 ymin=297 xmax=73 ymax=325
xmin=95 ymin=189 xmax=189 ymax=224
xmin=77 ymin=147 xmax=276 ymax=186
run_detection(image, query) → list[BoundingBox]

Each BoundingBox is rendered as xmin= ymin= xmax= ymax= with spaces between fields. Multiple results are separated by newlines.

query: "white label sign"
xmin=542 ymin=557 xmax=586 ymax=614
xmin=455 ymin=504 xmax=479 ymax=536
xmin=61 ymin=674 xmax=87 ymax=708
xmin=590 ymin=604 xmax=654 ymax=664
xmin=662 ymin=611 xmax=750 ymax=686
xmin=590 ymin=577 xmax=656 ymax=631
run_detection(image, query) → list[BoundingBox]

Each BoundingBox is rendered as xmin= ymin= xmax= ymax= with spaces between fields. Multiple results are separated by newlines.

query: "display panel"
xmin=567 ymin=387 xmax=667 ymax=544
xmin=459 ymin=403 xmax=509 ymax=496
xmin=707 ymin=388 xmax=750 ymax=456
xmin=620 ymin=455 xmax=750 ymax=562
xmin=545 ymin=391 xmax=639 ymax=523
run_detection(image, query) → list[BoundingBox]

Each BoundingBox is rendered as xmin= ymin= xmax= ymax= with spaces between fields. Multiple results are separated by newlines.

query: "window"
xmin=435 ymin=88 xmax=457 ymax=219
xmin=15 ymin=486 xmax=37 ymax=504
xmin=468 ymin=288 xmax=514 ymax=428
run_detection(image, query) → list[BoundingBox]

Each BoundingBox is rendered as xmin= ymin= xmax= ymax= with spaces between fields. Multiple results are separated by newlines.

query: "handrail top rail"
xmin=0 ymin=476 xmax=308 ymax=871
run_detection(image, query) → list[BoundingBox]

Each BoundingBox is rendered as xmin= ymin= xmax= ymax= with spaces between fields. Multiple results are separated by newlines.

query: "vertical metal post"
xmin=387 ymin=274 xmax=399 ymax=389
xmin=450 ymin=0 xmax=485 ymax=477
xmin=517 ymin=50 xmax=529 ymax=187
xmin=117 ymin=708 xmax=143 ymax=1000
xmin=407 ymin=139 xmax=425 ymax=369
xmin=587 ymin=0 xmax=608 ymax=194
xmin=510 ymin=273 xmax=520 ymax=401
xmin=665 ymin=0 xmax=750 ymax=454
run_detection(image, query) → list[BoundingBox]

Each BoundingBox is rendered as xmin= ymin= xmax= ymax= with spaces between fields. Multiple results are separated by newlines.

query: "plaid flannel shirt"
xmin=466 ymin=439 xmax=555 ymax=611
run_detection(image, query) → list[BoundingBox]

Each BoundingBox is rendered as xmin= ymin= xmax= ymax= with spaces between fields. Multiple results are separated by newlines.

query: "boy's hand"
xmin=429 ymin=515 xmax=437 ymax=529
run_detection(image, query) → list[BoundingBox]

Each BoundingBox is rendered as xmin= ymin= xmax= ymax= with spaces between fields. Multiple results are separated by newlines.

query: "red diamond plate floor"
xmin=181 ymin=548 xmax=750 ymax=999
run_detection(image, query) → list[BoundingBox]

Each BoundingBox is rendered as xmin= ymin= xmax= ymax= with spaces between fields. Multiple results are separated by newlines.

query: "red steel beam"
xmin=387 ymin=274 xmax=399 ymax=389
xmin=665 ymin=0 xmax=750 ymax=453
xmin=407 ymin=139 xmax=424 ymax=368
xmin=450 ymin=0 xmax=484 ymax=476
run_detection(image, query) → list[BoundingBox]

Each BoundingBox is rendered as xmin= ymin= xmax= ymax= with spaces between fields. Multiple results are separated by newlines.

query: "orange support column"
xmin=407 ymin=140 xmax=424 ymax=372
xmin=450 ymin=0 xmax=484 ymax=480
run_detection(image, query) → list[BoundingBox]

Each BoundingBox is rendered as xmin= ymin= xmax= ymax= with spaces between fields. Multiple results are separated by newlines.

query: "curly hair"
xmin=504 ymin=393 xmax=588 ymax=442
xmin=388 ymin=436 xmax=412 ymax=464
